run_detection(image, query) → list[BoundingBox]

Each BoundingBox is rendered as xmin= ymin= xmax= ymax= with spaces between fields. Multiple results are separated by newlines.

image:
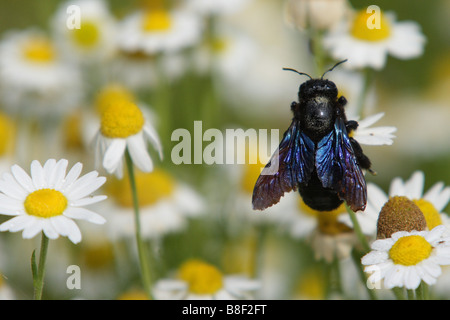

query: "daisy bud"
xmin=376 ymin=196 xmax=427 ymax=239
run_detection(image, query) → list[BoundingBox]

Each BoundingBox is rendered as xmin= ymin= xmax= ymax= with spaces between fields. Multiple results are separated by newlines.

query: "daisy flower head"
xmin=116 ymin=2 xmax=203 ymax=55
xmin=94 ymin=96 xmax=162 ymax=179
xmin=0 ymin=29 xmax=82 ymax=120
xmin=0 ymin=159 xmax=107 ymax=244
xmin=51 ymin=0 xmax=117 ymax=62
xmin=340 ymin=171 xmax=450 ymax=238
xmin=323 ymin=7 xmax=426 ymax=70
xmin=153 ymin=259 xmax=260 ymax=300
xmin=362 ymin=226 xmax=450 ymax=290
xmin=104 ymin=168 xmax=204 ymax=240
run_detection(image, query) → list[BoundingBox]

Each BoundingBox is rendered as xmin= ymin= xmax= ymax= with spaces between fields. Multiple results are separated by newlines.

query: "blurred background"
xmin=0 ymin=0 xmax=448 ymax=300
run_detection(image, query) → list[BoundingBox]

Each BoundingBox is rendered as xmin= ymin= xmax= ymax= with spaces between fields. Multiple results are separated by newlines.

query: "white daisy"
xmin=351 ymin=112 xmax=397 ymax=146
xmin=153 ymin=259 xmax=260 ymax=300
xmin=116 ymin=5 xmax=203 ymax=55
xmin=323 ymin=9 xmax=426 ymax=70
xmin=340 ymin=171 xmax=450 ymax=237
xmin=0 ymin=159 xmax=107 ymax=244
xmin=104 ymin=168 xmax=204 ymax=240
xmin=93 ymin=98 xmax=162 ymax=178
xmin=51 ymin=0 xmax=117 ymax=62
xmin=362 ymin=226 xmax=450 ymax=290
xmin=0 ymin=29 xmax=82 ymax=120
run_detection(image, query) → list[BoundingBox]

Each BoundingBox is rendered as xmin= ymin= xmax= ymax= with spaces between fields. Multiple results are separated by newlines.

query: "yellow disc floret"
xmin=24 ymin=189 xmax=68 ymax=218
xmin=95 ymin=84 xmax=135 ymax=115
xmin=141 ymin=9 xmax=172 ymax=32
xmin=178 ymin=259 xmax=223 ymax=295
xmin=100 ymin=100 xmax=145 ymax=138
xmin=23 ymin=37 xmax=56 ymax=63
xmin=389 ymin=235 xmax=432 ymax=266
xmin=350 ymin=9 xmax=391 ymax=42
xmin=413 ymin=199 xmax=443 ymax=230
xmin=71 ymin=20 xmax=100 ymax=48
xmin=107 ymin=168 xmax=175 ymax=207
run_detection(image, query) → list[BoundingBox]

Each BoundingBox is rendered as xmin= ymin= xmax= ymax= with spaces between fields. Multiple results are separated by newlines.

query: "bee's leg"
xmin=345 ymin=120 xmax=358 ymax=133
xmin=350 ymin=137 xmax=376 ymax=174
xmin=337 ymin=96 xmax=347 ymax=107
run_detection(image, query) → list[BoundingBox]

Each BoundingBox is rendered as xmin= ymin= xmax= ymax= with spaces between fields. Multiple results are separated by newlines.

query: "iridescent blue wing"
xmin=316 ymin=116 xmax=367 ymax=212
xmin=252 ymin=120 xmax=315 ymax=210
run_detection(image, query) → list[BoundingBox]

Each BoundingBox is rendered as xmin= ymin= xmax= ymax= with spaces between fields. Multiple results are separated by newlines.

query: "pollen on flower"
xmin=95 ymin=84 xmax=135 ymax=115
xmin=107 ymin=168 xmax=175 ymax=207
xmin=24 ymin=189 xmax=68 ymax=218
xmin=71 ymin=20 xmax=100 ymax=48
xmin=377 ymin=196 xmax=427 ymax=239
xmin=414 ymin=199 xmax=443 ymax=230
xmin=350 ymin=9 xmax=391 ymax=42
xmin=389 ymin=235 xmax=432 ymax=266
xmin=141 ymin=9 xmax=172 ymax=32
xmin=100 ymin=100 xmax=145 ymax=138
xmin=178 ymin=259 xmax=223 ymax=295
xmin=22 ymin=37 xmax=56 ymax=63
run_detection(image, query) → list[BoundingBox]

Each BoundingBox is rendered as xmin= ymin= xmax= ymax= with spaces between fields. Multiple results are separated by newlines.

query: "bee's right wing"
xmin=252 ymin=120 xmax=315 ymax=210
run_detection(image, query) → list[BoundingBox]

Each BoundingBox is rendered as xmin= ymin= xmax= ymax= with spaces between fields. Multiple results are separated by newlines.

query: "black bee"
xmin=252 ymin=60 xmax=372 ymax=212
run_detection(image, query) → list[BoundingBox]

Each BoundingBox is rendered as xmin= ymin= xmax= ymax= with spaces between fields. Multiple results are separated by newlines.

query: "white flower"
xmin=0 ymin=159 xmax=107 ymax=244
xmin=187 ymin=0 xmax=253 ymax=16
xmin=362 ymin=226 xmax=450 ymax=289
xmin=323 ymin=9 xmax=426 ymax=70
xmin=117 ymin=6 xmax=203 ymax=55
xmin=0 ymin=29 xmax=82 ymax=120
xmin=351 ymin=112 xmax=397 ymax=146
xmin=104 ymin=168 xmax=205 ymax=240
xmin=153 ymin=259 xmax=260 ymax=300
xmin=51 ymin=0 xmax=117 ymax=62
xmin=340 ymin=171 xmax=450 ymax=237
xmin=93 ymin=99 xmax=162 ymax=178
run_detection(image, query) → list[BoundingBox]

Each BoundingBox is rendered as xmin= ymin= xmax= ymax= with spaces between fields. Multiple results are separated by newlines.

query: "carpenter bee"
xmin=252 ymin=60 xmax=372 ymax=212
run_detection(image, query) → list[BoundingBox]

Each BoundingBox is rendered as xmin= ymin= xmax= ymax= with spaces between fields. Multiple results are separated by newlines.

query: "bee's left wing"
xmin=252 ymin=120 xmax=315 ymax=210
xmin=316 ymin=116 xmax=367 ymax=212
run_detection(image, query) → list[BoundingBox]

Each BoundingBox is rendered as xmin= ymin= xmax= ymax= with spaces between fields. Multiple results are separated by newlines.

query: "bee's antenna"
xmin=321 ymin=59 xmax=348 ymax=79
xmin=282 ymin=68 xmax=312 ymax=80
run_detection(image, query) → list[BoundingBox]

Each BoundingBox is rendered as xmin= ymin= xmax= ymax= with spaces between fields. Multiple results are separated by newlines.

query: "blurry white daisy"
xmin=323 ymin=9 xmax=426 ymax=70
xmin=93 ymin=98 xmax=162 ymax=178
xmin=340 ymin=171 xmax=450 ymax=237
xmin=51 ymin=0 xmax=117 ymax=62
xmin=117 ymin=5 xmax=203 ymax=55
xmin=153 ymin=259 xmax=260 ymax=300
xmin=0 ymin=159 xmax=107 ymax=244
xmin=104 ymin=168 xmax=204 ymax=240
xmin=362 ymin=226 xmax=450 ymax=290
xmin=0 ymin=29 xmax=82 ymax=120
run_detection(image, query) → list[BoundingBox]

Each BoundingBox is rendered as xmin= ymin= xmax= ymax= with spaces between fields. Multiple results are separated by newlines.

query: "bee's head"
xmin=299 ymin=79 xmax=338 ymax=100
xmin=283 ymin=59 xmax=346 ymax=101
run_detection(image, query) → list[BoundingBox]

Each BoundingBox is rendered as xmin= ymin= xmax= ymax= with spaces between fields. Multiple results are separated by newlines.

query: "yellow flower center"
xmin=23 ymin=37 xmax=56 ymax=63
xmin=117 ymin=290 xmax=149 ymax=300
xmin=81 ymin=242 xmax=114 ymax=270
xmin=413 ymin=199 xmax=443 ymax=230
xmin=298 ymin=199 xmax=351 ymax=235
xmin=241 ymin=162 xmax=265 ymax=194
xmin=24 ymin=189 xmax=68 ymax=218
xmin=350 ymin=9 xmax=391 ymax=42
xmin=210 ymin=38 xmax=229 ymax=54
xmin=107 ymin=168 xmax=175 ymax=207
xmin=389 ymin=235 xmax=432 ymax=266
xmin=95 ymin=84 xmax=135 ymax=115
xmin=100 ymin=100 xmax=145 ymax=138
xmin=178 ymin=259 xmax=223 ymax=295
xmin=141 ymin=9 xmax=172 ymax=32
xmin=296 ymin=269 xmax=325 ymax=300
xmin=71 ymin=20 xmax=100 ymax=48
xmin=0 ymin=112 xmax=15 ymax=156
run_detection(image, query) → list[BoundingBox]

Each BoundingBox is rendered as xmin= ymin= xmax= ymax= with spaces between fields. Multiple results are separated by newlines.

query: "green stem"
xmin=416 ymin=282 xmax=429 ymax=300
xmin=125 ymin=151 xmax=153 ymax=299
xmin=345 ymin=204 xmax=370 ymax=253
xmin=33 ymin=232 xmax=49 ymax=300
xmin=392 ymin=287 xmax=405 ymax=300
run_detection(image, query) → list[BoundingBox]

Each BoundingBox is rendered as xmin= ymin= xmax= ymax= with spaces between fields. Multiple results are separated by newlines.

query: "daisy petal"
xmin=0 ymin=172 xmax=28 ymax=200
xmin=64 ymin=206 xmax=106 ymax=224
xmin=22 ymin=219 xmax=44 ymax=239
xmin=61 ymin=162 xmax=83 ymax=191
xmin=0 ymin=214 xmax=32 ymax=232
xmin=66 ymin=175 xmax=105 ymax=200
xmin=11 ymin=164 xmax=34 ymax=192
xmin=42 ymin=220 xmax=59 ymax=240
xmin=103 ymin=139 xmax=126 ymax=173
xmin=127 ymin=134 xmax=153 ymax=172
xmin=31 ymin=160 xmax=46 ymax=189
xmin=71 ymin=195 xmax=107 ymax=207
